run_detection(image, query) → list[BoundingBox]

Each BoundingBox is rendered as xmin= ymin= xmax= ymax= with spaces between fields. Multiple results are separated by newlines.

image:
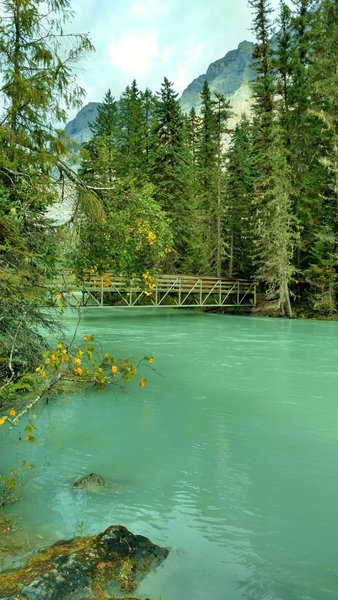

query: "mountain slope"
xmin=64 ymin=40 xmax=255 ymax=142
xmin=64 ymin=102 xmax=100 ymax=144
xmin=179 ymin=40 xmax=255 ymax=113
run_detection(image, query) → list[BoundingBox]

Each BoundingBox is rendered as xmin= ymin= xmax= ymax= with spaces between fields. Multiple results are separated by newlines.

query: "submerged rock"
xmin=0 ymin=524 xmax=168 ymax=600
xmin=73 ymin=472 xmax=105 ymax=488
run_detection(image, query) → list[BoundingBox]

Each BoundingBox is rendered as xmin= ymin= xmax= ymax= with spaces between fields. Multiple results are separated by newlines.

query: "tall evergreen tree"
xmin=90 ymin=89 xmax=118 ymax=139
xmin=274 ymin=0 xmax=335 ymax=312
xmin=225 ymin=116 xmax=254 ymax=278
xmin=150 ymin=77 xmax=192 ymax=269
xmin=0 ymin=0 xmax=93 ymax=378
xmin=195 ymin=81 xmax=219 ymax=274
xmin=302 ymin=0 xmax=338 ymax=312
xmin=82 ymin=89 xmax=118 ymax=188
xmin=212 ymin=92 xmax=231 ymax=277
xmin=182 ymin=108 xmax=209 ymax=274
xmin=116 ymin=80 xmax=150 ymax=183
xmin=249 ymin=0 xmax=296 ymax=317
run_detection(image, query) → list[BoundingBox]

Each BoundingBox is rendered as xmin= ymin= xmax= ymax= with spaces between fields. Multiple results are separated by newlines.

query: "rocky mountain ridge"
xmin=64 ymin=39 xmax=255 ymax=144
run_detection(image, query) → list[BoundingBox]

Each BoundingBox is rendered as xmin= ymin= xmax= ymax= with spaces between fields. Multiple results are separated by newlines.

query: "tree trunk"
xmin=228 ymin=230 xmax=234 ymax=278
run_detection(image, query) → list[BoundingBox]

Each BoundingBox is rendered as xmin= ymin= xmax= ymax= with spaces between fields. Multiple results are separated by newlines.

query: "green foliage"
xmin=249 ymin=0 xmax=296 ymax=316
xmin=115 ymin=81 xmax=154 ymax=182
xmin=0 ymin=462 xmax=34 ymax=508
xmin=0 ymin=0 xmax=94 ymax=147
xmin=70 ymin=180 xmax=172 ymax=278
xmin=150 ymin=77 xmax=193 ymax=269
xmin=225 ymin=116 xmax=255 ymax=278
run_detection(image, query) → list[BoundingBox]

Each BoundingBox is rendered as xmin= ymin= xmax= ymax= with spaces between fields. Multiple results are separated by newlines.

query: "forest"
xmin=0 ymin=0 xmax=337 ymax=500
xmin=71 ymin=0 xmax=337 ymax=320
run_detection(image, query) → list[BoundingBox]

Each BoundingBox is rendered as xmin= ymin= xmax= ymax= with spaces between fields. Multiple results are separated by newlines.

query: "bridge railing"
xmin=52 ymin=272 xmax=256 ymax=308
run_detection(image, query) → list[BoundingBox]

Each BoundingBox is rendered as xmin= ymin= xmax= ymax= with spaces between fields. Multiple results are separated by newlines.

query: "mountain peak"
xmin=64 ymin=102 xmax=100 ymax=144
xmin=64 ymin=40 xmax=256 ymax=143
xmin=179 ymin=40 xmax=255 ymax=113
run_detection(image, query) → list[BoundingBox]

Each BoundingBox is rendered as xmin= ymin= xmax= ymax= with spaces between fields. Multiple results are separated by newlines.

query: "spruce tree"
xmin=83 ymin=89 xmax=118 ymax=188
xmin=90 ymin=89 xmax=118 ymax=139
xmin=274 ymin=0 xmax=336 ymax=313
xmin=116 ymin=80 xmax=150 ymax=183
xmin=0 ymin=0 xmax=93 ymax=378
xmin=150 ymin=77 xmax=192 ymax=269
xmin=303 ymin=0 xmax=338 ymax=312
xmin=212 ymin=92 xmax=231 ymax=277
xmin=195 ymin=81 xmax=219 ymax=274
xmin=225 ymin=116 xmax=254 ymax=278
xmin=183 ymin=108 xmax=209 ymax=274
xmin=249 ymin=0 xmax=296 ymax=317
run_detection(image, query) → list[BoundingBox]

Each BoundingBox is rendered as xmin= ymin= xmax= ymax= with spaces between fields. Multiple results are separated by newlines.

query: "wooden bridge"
xmin=53 ymin=272 xmax=256 ymax=309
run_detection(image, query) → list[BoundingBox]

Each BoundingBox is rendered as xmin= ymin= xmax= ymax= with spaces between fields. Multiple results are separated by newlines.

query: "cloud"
xmin=129 ymin=0 xmax=171 ymax=18
xmin=109 ymin=32 xmax=159 ymax=75
xmin=65 ymin=0 xmax=290 ymax=116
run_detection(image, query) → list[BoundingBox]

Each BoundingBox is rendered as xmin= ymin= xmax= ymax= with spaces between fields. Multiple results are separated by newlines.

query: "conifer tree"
xmin=225 ymin=116 xmax=254 ymax=278
xmin=150 ymin=77 xmax=192 ymax=269
xmin=212 ymin=92 xmax=231 ymax=277
xmin=195 ymin=81 xmax=219 ymax=274
xmin=183 ymin=108 xmax=209 ymax=274
xmin=274 ymin=0 xmax=335 ymax=312
xmin=0 ymin=0 xmax=93 ymax=377
xmin=82 ymin=89 xmax=118 ymax=188
xmin=303 ymin=0 xmax=338 ymax=312
xmin=116 ymin=80 xmax=150 ymax=183
xmin=249 ymin=0 xmax=295 ymax=317
xmin=90 ymin=89 xmax=118 ymax=139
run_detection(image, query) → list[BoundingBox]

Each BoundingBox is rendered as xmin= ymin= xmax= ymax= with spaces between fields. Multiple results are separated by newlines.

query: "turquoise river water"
xmin=1 ymin=309 xmax=338 ymax=599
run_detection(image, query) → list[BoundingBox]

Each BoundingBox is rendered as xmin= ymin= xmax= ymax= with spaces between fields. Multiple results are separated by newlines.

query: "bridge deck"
xmin=53 ymin=272 xmax=256 ymax=309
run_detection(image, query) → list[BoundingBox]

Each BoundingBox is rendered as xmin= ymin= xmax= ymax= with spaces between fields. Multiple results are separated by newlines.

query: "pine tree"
xmin=82 ymin=89 xmax=118 ymax=188
xmin=274 ymin=0 xmax=336 ymax=313
xmin=116 ymin=80 xmax=150 ymax=183
xmin=90 ymin=89 xmax=118 ymax=139
xmin=0 ymin=0 xmax=93 ymax=378
xmin=150 ymin=77 xmax=192 ymax=269
xmin=0 ymin=0 xmax=93 ymax=149
xmin=195 ymin=81 xmax=218 ymax=274
xmin=303 ymin=0 xmax=338 ymax=312
xmin=225 ymin=116 xmax=254 ymax=278
xmin=212 ymin=92 xmax=231 ymax=277
xmin=182 ymin=108 xmax=209 ymax=274
xmin=249 ymin=0 xmax=296 ymax=317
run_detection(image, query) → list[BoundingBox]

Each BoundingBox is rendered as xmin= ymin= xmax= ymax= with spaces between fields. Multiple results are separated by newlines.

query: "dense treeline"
xmin=75 ymin=0 xmax=337 ymax=317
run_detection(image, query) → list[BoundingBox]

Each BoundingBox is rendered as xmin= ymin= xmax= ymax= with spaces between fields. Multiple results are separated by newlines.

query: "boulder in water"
xmin=0 ymin=524 xmax=168 ymax=599
xmin=73 ymin=472 xmax=105 ymax=488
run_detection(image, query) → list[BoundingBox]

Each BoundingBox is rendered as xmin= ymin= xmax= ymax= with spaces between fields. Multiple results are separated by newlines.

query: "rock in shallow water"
xmin=0 ymin=525 xmax=168 ymax=600
xmin=73 ymin=472 xmax=105 ymax=488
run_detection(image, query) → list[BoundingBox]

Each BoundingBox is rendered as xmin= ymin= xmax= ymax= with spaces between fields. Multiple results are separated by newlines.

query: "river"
xmin=1 ymin=308 xmax=338 ymax=599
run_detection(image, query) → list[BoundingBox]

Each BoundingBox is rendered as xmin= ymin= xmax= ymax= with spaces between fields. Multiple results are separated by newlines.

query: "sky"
xmin=68 ymin=0 xmax=282 ymax=113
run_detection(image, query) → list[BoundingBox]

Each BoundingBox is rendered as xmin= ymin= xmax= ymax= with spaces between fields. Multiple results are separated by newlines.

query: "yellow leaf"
xmin=111 ymin=365 xmax=118 ymax=374
xmin=0 ymin=417 xmax=6 ymax=426
xmin=139 ymin=378 xmax=147 ymax=388
xmin=8 ymin=409 xmax=16 ymax=417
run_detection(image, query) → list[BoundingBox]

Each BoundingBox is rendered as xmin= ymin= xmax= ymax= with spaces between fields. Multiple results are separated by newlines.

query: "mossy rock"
xmin=0 ymin=525 xmax=168 ymax=599
xmin=73 ymin=472 xmax=105 ymax=488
